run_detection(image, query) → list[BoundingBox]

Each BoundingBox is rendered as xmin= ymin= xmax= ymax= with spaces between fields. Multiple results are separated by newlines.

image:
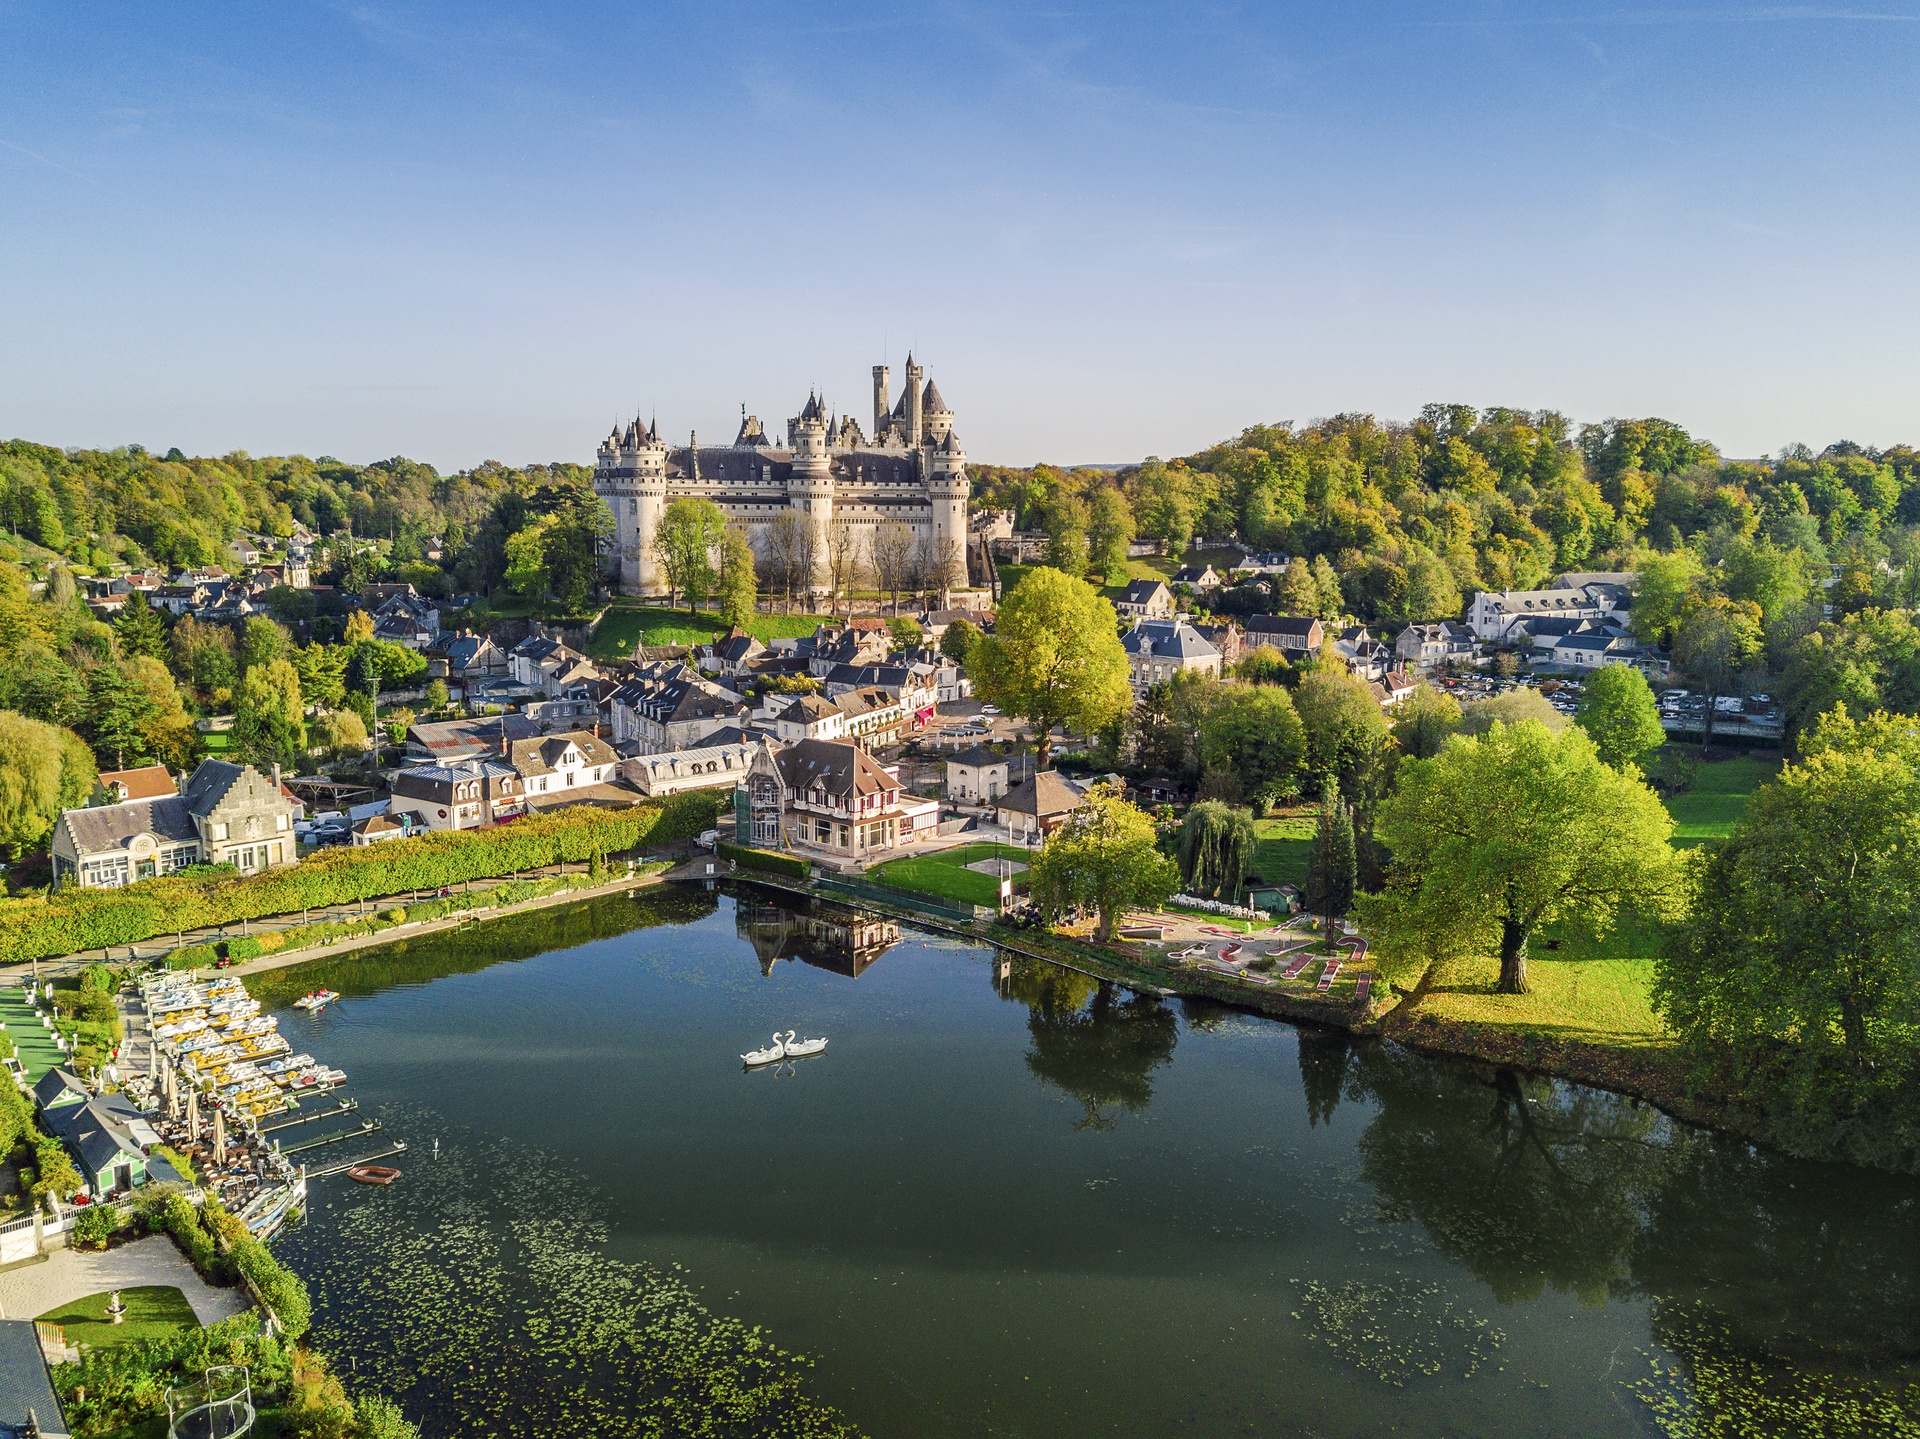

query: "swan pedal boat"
xmin=742 ymin=1032 xmax=787 ymax=1067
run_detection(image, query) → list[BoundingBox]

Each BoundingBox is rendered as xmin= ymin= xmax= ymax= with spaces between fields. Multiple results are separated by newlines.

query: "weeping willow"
xmin=1177 ymin=800 xmax=1257 ymax=901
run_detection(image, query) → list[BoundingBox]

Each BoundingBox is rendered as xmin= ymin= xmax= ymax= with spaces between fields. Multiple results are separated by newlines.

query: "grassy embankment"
xmin=1388 ymin=754 xmax=1780 ymax=1091
xmin=587 ymin=603 xmax=822 ymax=661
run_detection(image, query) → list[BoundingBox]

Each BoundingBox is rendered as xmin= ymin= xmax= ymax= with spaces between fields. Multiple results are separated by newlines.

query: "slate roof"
xmin=997 ymin=770 xmax=1087 ymax=818
xmin=775 ymin=739 xmax=897 ymax=801
xmin=923 ymin=377 xmax=949 ymax=412
xmin=0 ymin=1317 xmax=70 ymax=1439
xmin=944 ymin=746 xmax=1007 ymax=769
xmin=1121 ymin=620 xmax=1220 ymax=661
xmin=34 ymin=1067 xmax=91 ymax=1110
xmin=407 ymin=715 xmax=542 ymax=759
xmin=1245 ymin=614 xmax=1321 ymax=639
xmin=59 ymin=794 xmax=199 ymax=859
xmin=1116 ymin=578 xmax=1171 ymax=605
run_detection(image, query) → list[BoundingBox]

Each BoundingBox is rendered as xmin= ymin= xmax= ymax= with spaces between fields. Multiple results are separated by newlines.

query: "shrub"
xmin=33 ymin=1136 xmax=82 ymax=1198
xmin=717 ymin=841 xmax=811 ymax=880
xmin=223 ymin=936 xmax=263 ymax=961
xmin=73 ymin=1201 xmax=115 ymax=1249
xmin=231 ymin=1231 xmax=312 ymax=1338
xmin=354 ymin=1394 xmax=421 ymax=1439
xmin=0 ymin=791 xmax=723 ymax=965
xmin=167 ymin=942 xmax=219 ymax=970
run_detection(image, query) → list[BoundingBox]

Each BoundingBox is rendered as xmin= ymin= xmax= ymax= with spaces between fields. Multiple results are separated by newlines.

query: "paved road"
xmin=0 ymin=1234 xmax=251 ymax=1325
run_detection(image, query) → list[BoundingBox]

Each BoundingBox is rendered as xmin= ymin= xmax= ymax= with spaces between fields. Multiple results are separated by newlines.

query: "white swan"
xmin=781 ymin=1028 xmax=829 ymax=1059
xmin=741 ymin=1031 xmax=787 ymax=1067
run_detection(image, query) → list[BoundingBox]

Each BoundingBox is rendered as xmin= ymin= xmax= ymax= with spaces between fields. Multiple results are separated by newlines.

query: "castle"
xmin=594 ymin=356 xmax=970 ymax=596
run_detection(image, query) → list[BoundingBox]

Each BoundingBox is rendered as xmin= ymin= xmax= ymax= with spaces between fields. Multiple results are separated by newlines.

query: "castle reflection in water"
xmin=735 ymin=895 xmax=902 ymax=978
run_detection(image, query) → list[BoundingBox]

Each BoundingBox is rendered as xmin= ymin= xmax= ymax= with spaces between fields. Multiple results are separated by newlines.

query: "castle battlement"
xmin=594 ymin=356 xmax=969 ymax=597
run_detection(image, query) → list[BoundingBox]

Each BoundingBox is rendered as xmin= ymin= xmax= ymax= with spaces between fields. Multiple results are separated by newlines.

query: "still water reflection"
xmin=262 ymin=887 xmax=1920 ymax=1438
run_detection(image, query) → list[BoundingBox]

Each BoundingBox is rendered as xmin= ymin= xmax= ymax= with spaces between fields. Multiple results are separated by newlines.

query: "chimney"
xmin=272 ymin=762 xmax=282 ymax=792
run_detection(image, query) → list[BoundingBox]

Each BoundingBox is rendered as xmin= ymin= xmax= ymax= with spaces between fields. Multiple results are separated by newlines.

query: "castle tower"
xmin=926 ymin=429 xmax=969 ymax=603
xmin=787 ymin=396 xmax=835 ymax=592
xmin=594 ymin=417 xmax=668 ymax=595
xmin=872 ymin=364 xmax=890 ymax=440
xmin=904 ymin=353 xmax=924 ymax=451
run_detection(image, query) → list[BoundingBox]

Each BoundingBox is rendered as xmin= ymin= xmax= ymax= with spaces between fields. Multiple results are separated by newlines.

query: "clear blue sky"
xmin=3 ymin=2 xmax=1916 ymax=470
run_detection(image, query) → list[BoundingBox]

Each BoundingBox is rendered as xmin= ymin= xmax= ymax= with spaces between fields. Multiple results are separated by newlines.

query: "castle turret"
xmin=905 ymin=353 xmax=924 ymax=450
xmin=872 ymin=364 xmax=890 ymax=440
xmin=787 ymin=397 xmax=835 ymax=592
xmin=921 ymin=376 xmax=954 ymax=445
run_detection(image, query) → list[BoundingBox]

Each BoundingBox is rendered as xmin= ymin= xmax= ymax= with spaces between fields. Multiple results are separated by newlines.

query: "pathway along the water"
xmin=256 ymin=885 xmax=1920 ymax=1439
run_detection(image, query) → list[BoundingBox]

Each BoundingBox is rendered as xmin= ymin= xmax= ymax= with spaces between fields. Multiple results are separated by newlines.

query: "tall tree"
xmin=1196 ymin=683 xmax=1308 ymax=810
xmin=1575 ymin=664 xmax=1666 ymax=770
xmin=1657 ymin=709 xmax=1920 ymax=1167
xmin=1361 ymin=720 xmax=1679 ymax=994
xmin=233 ymin=658 xmax=306 ymax=771
xmin=825 ymin=520 xmax=866 ymax=619
xmin=85 ymin=662 xmax=157 ymax=770
xmin=1277 ymin=557 xmax=1320 ymax=616
xmin=652 ymin=498 xmax=726 ymax=613
xmin=1044 ymin=496 xmax=1090 ymax=579
xmin=1304 ymin=783 xmax=1356 ymax=949
xmin=125 ymin=657 xmax=198 ymax=768
xmin=0 ymin=712 xmax=95 ymax=857
xmin=968 ymin=568 xmax=1133 ymax=770
xmin=1087 ymin=488 xmax=1136 ymax=583
xmin=112 ymin=589 xmax=167 ymax=660
xmin=1292 ymin=657 xmax=1389 ymax=796
xmin=716 ymin=525 xmax=758 ymax=630
xmin=1176 ymin=799 xmax=1257 ymax=902
xmin=1028 ymin=784 xmax=1181 ymax=941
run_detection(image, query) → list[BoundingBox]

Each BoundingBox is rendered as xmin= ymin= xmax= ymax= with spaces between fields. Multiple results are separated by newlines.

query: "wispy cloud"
xmin=0 ymin=136 xmax=103 ymax=188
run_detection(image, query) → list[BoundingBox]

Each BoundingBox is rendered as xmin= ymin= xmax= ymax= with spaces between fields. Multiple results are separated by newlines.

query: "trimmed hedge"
xmin=166 ymin=942 xmax=219 ymax=970
xmin=0 ymin=792 xmax=723 ymax=965
xmin=717 ymin=840 xmax=811 ymax=880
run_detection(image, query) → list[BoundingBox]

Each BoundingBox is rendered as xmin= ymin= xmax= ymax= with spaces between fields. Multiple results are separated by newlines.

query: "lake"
xmin=261 ymin=885 xmax=1920 ymax=1437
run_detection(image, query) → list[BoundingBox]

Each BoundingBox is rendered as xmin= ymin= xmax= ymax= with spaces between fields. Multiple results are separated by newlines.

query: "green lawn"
xmin=587 ymin=604 xmax=823 ymax=660
xmin=38 ymin=1286 xmax=201 ymax=1349
xmin=872 ymin=843 xmax=1033 ymax=908
xmin=1665 ymin=756 xmax=1779 ymax=847
xmin=1410 ymin=911 xmax=1671 ymax=1049
xmin=1252 ymin=808 xmax=1318 ymax=889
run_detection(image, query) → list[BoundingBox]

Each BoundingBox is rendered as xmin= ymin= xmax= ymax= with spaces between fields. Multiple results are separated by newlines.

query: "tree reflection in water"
xmin=1345 ymin=1043 xmax=1920 ymax=1430
xmin=996 ymin=955 xmax=1177 ymax=1131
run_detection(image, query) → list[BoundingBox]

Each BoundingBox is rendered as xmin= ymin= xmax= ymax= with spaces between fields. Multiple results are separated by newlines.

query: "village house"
xmin=91 ymin=764 xmax=177 ymax=806
xmin=1334 ymin=626 xmax=1394 ymax=682
xmin=1465 ymin=576 xmax=1634 ymax=643
xmin=1113 ymin=578 xmax=1175 ymax=620
xmin=508 ymin=730 xmax=633 ymax=809
xmin=50 ymin=760 xmax=303 ymax=890
xmin=1243 ymin=614 xmax=1324 ymax=656
xmin=944 ymin=745 xmax=1029 ymax=805
xmin=1395 ymin=621 xmax=1480 ymax=673
xmin=1121 ymin=618 xmax=1223 ymax=698
xmin=745 ymin=738 xmax=939 ymax=862
xmin=34 ymin=1070 xmax=177 ymax=1196
xmin=509 ymin=636 xmax=602 ymax=697
xmin=623 ymin=738 xmax=760 ymax=798
xmin=773 ymin=693 xmax=849 ymax=744
xmin=695 ymin=628 xmax=767 ymax=679
xmin=1192 ymin=619 xmax=1245 ymax=668
xmin=994 ymin=770 xmax=1090 ymax=844
xmin=1169 ymin=564 xmax=1224 ymax=593
xmin=387 ymin=758 xmax=525 ymax=831
xmin=613 ymin=674 xmax=750 ymax=753
xmin=834 ymin=686 xmax=904 ymax=747
xmin=402 ymin=714 xmax=542 ymax=766
xmin=426 ymin=630 xmax=508 ymax=682
xmin=351 ymin=813 xmax=409 ymax=845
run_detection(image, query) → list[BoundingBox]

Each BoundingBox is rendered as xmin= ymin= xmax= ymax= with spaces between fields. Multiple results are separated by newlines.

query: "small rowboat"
xmin=347 ymin=1165 xmax=401 ymax=1185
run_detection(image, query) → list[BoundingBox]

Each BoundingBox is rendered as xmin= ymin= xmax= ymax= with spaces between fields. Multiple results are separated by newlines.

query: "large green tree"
xmin=1028 ymin=784 xmax=1180 ymax=942
xmin=85 ymin=662 xmax=157 ymax=770
xmin=716 ymin=525 xmax=758 ymax=630
xmin=968 ymin=568 xmax=1132 ymax=770
xmin=653 ymin=498 xmax=726 ymax=613
xmin=1292 ymin=659 xmax=1388 ymax=796
xmin=1460 ymin=686 xmax=1567 ymax=737
xmin=1655 ymin=709 xmax=1920 ymax=1167
xmin=1673 ymin=595 xmax=1763 ymax=752
xmin=233 ymin=658 xmax=306 ymax=770
xmin=1575 ymin=663 xmax=1666 ymax=769
xmin=1196 ymin=682 xmax=1307 ymax=809
xmin=1361 ymin=720 xmax=1679 ymax=994
xmin=0 ymin=711 xmax=96 ymax=857
xmin=1086 ymin=487 xmax=1135 ymax=583
xmin=1391 ymin=683 xmax=1461 ymax=760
